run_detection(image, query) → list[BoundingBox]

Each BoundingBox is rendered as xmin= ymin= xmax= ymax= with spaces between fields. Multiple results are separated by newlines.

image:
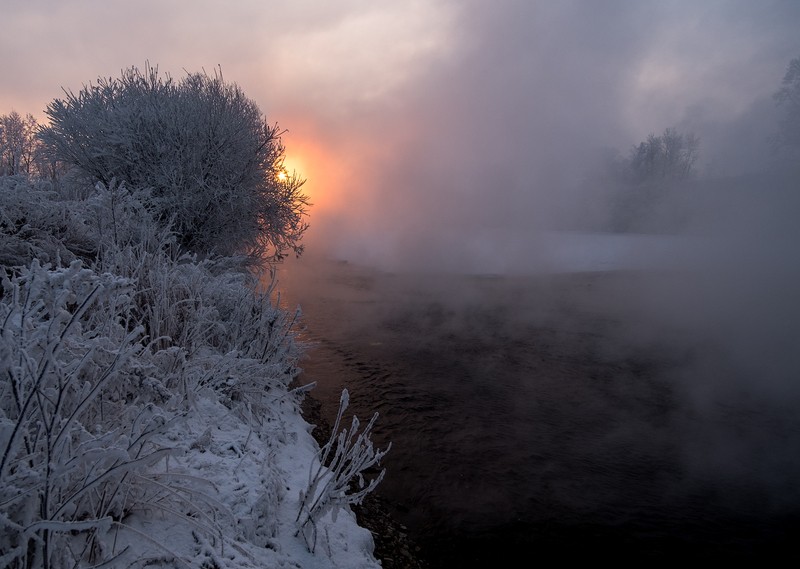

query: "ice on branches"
xmin=0 ymin=260 xmax=152 ymax=569
xmin=295 ymin=388 xmax=391 ymax=553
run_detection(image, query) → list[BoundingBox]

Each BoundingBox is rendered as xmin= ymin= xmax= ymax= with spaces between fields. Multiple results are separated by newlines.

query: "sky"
xmin=2 ymin=0 xmax=799 ymax=269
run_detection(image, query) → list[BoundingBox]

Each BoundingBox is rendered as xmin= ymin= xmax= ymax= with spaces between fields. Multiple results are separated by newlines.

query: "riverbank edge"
xmin=298 ymin=391 xmax=429 ymax=569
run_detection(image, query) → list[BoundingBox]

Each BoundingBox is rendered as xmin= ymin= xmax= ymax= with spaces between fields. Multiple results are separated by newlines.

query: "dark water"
xmin=276 ymin=258 xmax=800 ymax=566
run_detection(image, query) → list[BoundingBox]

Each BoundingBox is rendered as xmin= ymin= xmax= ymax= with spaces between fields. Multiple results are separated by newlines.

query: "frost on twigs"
xmin=0 ymin=261 xmax=164 ymax=569
xmin=295 ymin=388 xmax=391 ymax=553
xmin=38 ymin=63 xmax=310 ymax=262
xmin=0 ymin=257 xmax=290 ymax=569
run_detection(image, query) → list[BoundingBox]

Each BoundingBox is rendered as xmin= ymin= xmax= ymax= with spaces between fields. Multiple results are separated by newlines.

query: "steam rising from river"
xmin=278 ymin=1 xmax=800 ymax=550
xmin=285 ymin=2 xmax=800 ymax=408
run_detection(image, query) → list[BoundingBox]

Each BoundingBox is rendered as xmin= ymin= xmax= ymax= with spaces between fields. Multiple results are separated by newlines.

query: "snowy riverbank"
xmin=0 ymin=178 xmax=388 ymax=569
xmin=0 ymin=259 xmax=387 ymax=569
xmin=116 ymin=386 xmax=383 ymax=568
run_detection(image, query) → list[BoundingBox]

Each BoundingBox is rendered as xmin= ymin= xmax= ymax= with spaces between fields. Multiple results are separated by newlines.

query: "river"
xmin=274 ymin=251 xmax=800 ymax=566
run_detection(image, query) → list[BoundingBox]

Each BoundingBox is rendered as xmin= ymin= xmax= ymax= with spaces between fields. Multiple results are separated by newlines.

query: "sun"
xmin=277 ymin=170 xmax=288 ymax=182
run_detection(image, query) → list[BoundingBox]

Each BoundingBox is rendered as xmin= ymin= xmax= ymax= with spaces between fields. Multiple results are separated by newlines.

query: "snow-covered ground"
xmin=0 ymin=179 xmax=386 ymax=569
xmin=116 ymin=393 xmax=382 ymax=569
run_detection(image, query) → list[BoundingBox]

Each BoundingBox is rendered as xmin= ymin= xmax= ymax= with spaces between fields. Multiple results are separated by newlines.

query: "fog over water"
xmin=284 ymin=2 xmax=800 ymax=408
xmin=279 ymin=231 xmax=800 ymax=564
xmin=273 ymin=5 xmax=800 ymax=562
xmin=288 ymin=5 xmax=800 ymax=418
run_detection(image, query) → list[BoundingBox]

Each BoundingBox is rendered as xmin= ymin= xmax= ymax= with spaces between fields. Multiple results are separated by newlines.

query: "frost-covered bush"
xmin=0 ymin=261 xmax=165 ymax=568
xmin=296 ymin=389 xmax=390 ymax=553
xmin=94 ymin=238 xmax=302 ymax=400
xmin=83 ymin=180 xmax=165 ymax=259
xmin=84 ymin=180 xmax=305 ymax=423
xmin=0 ymin=176 xmax=95 ymax=268
xmin=39 ymin=64 xmax=309 ymax=260
xmin=0 ymin=175 xmax=153 ymax=271
xmin=0 ymin=257 xmax=305 ymax=567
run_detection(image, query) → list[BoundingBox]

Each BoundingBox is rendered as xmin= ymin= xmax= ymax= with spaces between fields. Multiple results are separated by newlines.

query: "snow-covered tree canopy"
xmin=39 ymin=64 xmax=309 ymax=261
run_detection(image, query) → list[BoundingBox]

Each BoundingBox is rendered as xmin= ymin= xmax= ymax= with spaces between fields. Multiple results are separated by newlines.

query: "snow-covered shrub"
xmin=77 ymin=177 xmax=301 ymax=380
xmin=194 ymin=267 xmax=303 ymax=391
xmin=0 ymin=176 xmax=95 ymax=269
xmin=296 ymin=389 xmax=390 ymax=553
xmin=0 ymin=259 xmax=265 ymax=569
xmin=95 ymin=242 xmax=301 ymax=389
xmin=83 ymin=179 xmax=166 ymax=258
xmin=39 ymin=63 xmax=309 ymax=261
xmin=0 ymin=175 xmax=164 ymax=272
xmin=0 ymin=260 xmax=167 ymax=568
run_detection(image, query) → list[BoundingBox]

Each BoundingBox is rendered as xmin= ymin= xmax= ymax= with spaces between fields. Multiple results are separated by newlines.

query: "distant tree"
xmin=39 ymin=64 xmax=309 ymax=261
xmin=773 ymin=56 xmax=800 ymax=153
xmin=0 ymin=111 xmax=40 ymax=176
xmin=627 ymin=127 xmax=699 ymax=184
xmin=602 ymin=127 xmax=699 ymax=233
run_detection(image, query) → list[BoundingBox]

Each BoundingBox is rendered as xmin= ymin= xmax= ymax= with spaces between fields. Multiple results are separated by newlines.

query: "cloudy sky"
xmin=2 ymin=0 xmax=798 ymax=267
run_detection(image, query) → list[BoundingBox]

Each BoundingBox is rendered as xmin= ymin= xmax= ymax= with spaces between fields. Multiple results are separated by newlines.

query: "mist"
xmin=279 ymin=1 xmax=800 ymax=528
xmin=290 ymin=0 xmax=800 ymax=396
xmin=299 ymin=1 xmax=799 ymax=272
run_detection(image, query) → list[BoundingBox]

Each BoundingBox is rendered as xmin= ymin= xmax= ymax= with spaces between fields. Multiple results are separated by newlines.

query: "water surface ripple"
xmin=278 ymin=259 xmax=800 ymax=566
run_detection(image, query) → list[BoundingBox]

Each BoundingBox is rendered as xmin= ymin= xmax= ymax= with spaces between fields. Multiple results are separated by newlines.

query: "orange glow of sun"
xmin=275 ymin=122 xmax=350 ymax=213
xmin=277 ymin=170 xmax=288 ymax=182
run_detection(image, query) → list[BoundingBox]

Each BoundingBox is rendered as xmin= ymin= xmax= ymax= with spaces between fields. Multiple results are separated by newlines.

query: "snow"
xmin=117 ymin=394 xmax=381 ymax=569
xmin=0 ymin=178 xmax=386 ymax=569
